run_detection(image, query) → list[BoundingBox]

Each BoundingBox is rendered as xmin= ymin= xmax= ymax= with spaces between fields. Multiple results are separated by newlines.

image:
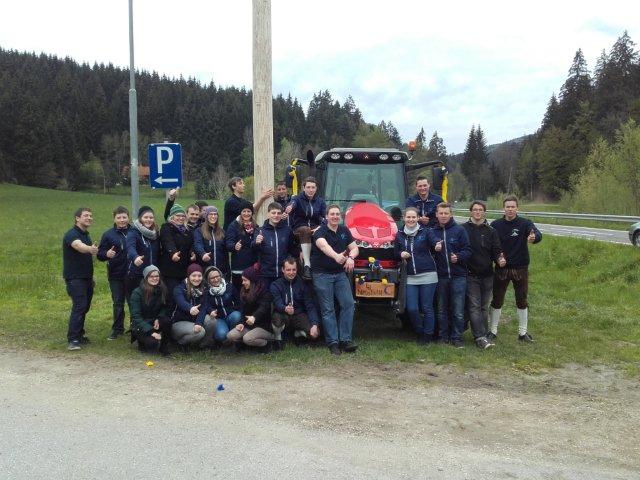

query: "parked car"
xmin=629 ymin=222 xmax=640 ymax=246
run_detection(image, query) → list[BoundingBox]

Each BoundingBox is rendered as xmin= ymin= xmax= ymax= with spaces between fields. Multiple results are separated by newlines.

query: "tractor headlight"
xmin=379 ymin=153 xmax=389 ymax=161
xmin=330 ymin=153 xmax=340 ymax=160
xmin=392 ymin=154 xmax=402 ymax=161
xmin=344 ymin=153 xmax=354 ymax=160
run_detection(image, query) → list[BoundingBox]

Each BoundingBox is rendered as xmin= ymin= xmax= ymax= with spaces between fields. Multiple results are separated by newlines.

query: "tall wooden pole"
xmin=252 ymin=0 xmax=274 ymax=223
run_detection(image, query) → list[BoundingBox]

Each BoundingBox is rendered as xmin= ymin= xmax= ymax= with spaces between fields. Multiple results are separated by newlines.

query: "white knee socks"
xmin=301 ymin=243 xmax=311 ymax=266
xmin=517 ymin=308 xmax=528 ymax=336
xmin=489 ymin=307 xmax=501 ymax=335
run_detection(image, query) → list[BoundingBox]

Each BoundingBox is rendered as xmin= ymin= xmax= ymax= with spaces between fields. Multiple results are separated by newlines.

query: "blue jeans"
xmin=108 ymin=279 xmax=126 ymax=334
xmin=436 ymin=276 xmax=467 ymax=342
xmin=312 ymin=272 xmax=355 ymax=345
xmin=214 ymin=310 xmax=242 ymax=342
xmin=406 ymin=283 xmax=437 ymax=336
xmin=66 ymin=278 xmax=94 ymax=342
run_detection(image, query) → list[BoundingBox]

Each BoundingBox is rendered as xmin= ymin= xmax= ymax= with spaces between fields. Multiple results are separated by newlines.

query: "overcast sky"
xmin=0 ymin=1 xmax=637 ymax=152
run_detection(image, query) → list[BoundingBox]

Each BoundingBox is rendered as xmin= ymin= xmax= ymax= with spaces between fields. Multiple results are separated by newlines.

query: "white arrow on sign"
xmin=154 ymin=176 xmax=179 ymax=185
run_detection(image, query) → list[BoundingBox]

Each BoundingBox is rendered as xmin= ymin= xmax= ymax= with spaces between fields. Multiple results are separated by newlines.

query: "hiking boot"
xmin=475 ymin=337 xmax=494 ymax=349
xmin=329 ymin=343 xmax=341 ymax=356
xmin=486 ymin=332 xmax=497 ymax=342
xmin=452 ymin=339 xmax=464 ymax=349
xmin=518 ymin=333 xmax=535 ymax=343
xmin=107 ymin=331 xmax=119 ymax=341
xmin=339 ymin=341 xmax=358 ymax=353
xmin=68 ymin=340 xmax=81 ymax=351
xmin=79 ymin=336 xmax=91 ymax=345
xmin=302 ymin=265 xmax=312 ymax=280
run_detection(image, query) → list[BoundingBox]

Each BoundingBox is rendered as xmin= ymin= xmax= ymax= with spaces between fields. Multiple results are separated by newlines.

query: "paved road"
xmin=455 ymin=217 xmax=630 ymax=245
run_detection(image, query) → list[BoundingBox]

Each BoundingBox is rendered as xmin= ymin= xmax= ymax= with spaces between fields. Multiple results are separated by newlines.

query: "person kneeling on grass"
xmin=170 ymin=263 xmax=207 ymax=353
xmin=130 ymin=265 xmax=171 ymax=357
xmin=269 ymin=256 xmax=320 ymax=349
xmin=197 ymin=266 xmax=242 ymax=348
xmin=227 ymin=264 xmax=275 ymax=353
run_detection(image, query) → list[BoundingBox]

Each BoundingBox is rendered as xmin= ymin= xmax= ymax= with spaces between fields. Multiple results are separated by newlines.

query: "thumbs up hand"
xmin=190 ymin=304 xmax=201 ymax=316
xmin=255 ymin=230 xmax=264 ymax=245
xmin=171 ymin=251 xmax=181 ymax=262
xmin=134 ymin=255 xmax=144 ymax=267
xmin=89 ymin=243 xmax=99 ymax=255
xmin=527 ymin=230 xmax=536 ymax=243
xmin=106 ymin=246 xmax=117 ymax=259
xmin=435 ymin=240 xmax=443 ymax=252
xmin=202 ymin=252 xmax=212 ymax=262
xmin=235 ymin=240 xmax=243 ymax=251
xmin=498 ymin=253 xmax=506 ymax=268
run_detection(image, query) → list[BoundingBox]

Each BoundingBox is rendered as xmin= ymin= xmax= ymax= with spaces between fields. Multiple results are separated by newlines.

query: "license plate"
xmin=355 ymin=281 xmax=395 ymax=298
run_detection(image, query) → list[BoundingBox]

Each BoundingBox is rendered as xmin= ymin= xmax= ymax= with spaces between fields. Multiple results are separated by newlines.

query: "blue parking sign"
xmin=148 ymin=143 xmax=183 ymax=188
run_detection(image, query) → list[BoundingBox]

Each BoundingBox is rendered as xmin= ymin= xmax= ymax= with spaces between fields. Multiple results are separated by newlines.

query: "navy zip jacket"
xmin=225 ymin=219 xmax=257 ymax=271
xmin=193 ymin=227 xmax=230 ymax=273
xmin=462 ymin=220 xmax=503 ymax=277
xmin=159 ymin=222 xmax=194 ymax=280
xmin=288 ymin=193 xmax=326 ymax=229
xmin=126 ymin=228 xmax=160 ymax=277
xmin=274 ymin=194 xmax=293 ymax=227
xmin=405 ymin=192 xmax=444 ymax=228
xmin=97 ymin=225 xmax=131 ymax=280
xmin=269 ymin=276 xmax=319 ymax=325
xmin=196 ymin=283 xmax=239 ymax=326
xmin=252 ymin=221 xmax=297 ymax=278
xmin=429 ymin=218 xmax=472 ymax=278
xmin=394 ymin=227 xmax=437 ymax=276
xmin=171 ymin=281 xmax=205 ymax=324
xmin=490 ymin=216 xmax=541 ymax=268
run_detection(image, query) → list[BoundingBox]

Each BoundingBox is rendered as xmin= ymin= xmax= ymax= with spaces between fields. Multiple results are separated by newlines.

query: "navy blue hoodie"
xmin=289 ymin=193 xmax=326 ymax=229
xmin=126 ymin=227 xmax=160 ymax=278
xmin=394 ymin=226 xmax=437 ymax=276
xmin=196 ymin=282 xmax=239 ymax=326
xmin=405 ymin=192 xmax=444 ymax=228
xmin=252 ymin=220 xmax=296 ymax=278
xmin=171 ymin=280 xmax=205 ymax=324
xmin=225 ymin=219 xmax=257 ymax=272
xmin=97 ymin=224 xmax=131 ymax=280
xmin=269 ymin=276 xmax=319 ymax=326
xmin=193 ymin=226 xmax=230 ymax=274
xmin=429 ymin=218 xmax=472 ymax=278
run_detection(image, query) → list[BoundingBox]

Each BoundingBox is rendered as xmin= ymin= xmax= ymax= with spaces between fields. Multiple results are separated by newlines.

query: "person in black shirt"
xmin=223 ymin=176 xmax=273 ymax=230
xmin=488 ymin=195 xmax=542 ymax=343
xmin=311 ymin=204 xmax=359 ymax=355
xmin=62 ymin=207 xmax=98 ymax=350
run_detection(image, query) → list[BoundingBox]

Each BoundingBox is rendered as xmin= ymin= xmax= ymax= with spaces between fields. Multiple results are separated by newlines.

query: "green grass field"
xmin=1 ymin=183 xmax=639 ymax=375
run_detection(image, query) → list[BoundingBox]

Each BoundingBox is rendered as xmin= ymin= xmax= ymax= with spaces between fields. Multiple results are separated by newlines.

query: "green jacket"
xmin=130 ymin=285 xmax=167 ymax=335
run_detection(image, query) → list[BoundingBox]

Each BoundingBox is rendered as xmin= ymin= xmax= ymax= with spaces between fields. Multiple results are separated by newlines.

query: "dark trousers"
xmin=108 ymin=279 xmax=126 ymax=334
xmin=125 ymin=275 xmax=142 ymax=305
xmin=272 ymin=311 xmax=311 ymax=335
xmin=136 ymin=316 xmax=172 ymax=353
xmin=491 ymin=268 xmax=529 ymax=309
xmin=231 ymin=273 xmax=243 ymax=292
xmin=66 ymin=278 xmax=94 ymax=342
xmin=163 ymin=277 xmax=182 ymax=311
xmin=466 ymin=275 xmax=493 ymax=339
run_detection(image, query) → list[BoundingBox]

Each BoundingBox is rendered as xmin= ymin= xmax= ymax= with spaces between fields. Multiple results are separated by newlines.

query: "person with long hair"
xmin=225 ymin=204 xmax=258 ymax=291
xmin=194 ymin=206 xmax=229 ymax=276
xmin=227 ymin=264 xmax=274 ymax=352
xmin=171 ymin=263 xmax=207 ymax=352
xmin=197 ymin=266 xmax=242 ymax=347
xmin=129 ymin=265 xmax=171 ymax=356
xmin=125 ymin=206 xmax=160 ymax=306
xmin=394 ymin=207 xmax=438 ymax=345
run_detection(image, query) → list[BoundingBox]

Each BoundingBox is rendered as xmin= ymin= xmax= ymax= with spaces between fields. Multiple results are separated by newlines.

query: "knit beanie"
xmin=138 ymin=205 xmax=154 ymax=219
xmin=204 ymin=265 xmax=224 ymax=280
xmin=143 ymin=264 xmax=160 ymax=280
xmin=202 ymin=206 xmax=219 ymax=217
xmin=169 ymin=204 xmax=186 ymax=217
xmin=186 ymin=263 xmax=203 ymax=276
xmin=241 ymin=263 xmax=261 ymax=283
xmin=239 ymin=201 xmax=254 ymax=213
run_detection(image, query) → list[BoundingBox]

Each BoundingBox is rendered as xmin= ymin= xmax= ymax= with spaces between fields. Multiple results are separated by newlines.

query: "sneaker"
xmin=329 ymin=343 xmax=341 ymax=356
xmin=107 ymin=331 xmax=119 ymax=341
xmin=486 ymin=332 xmax=497 ymax=342
xmin=339 ymin=341 xmax=358 ymax=353
xmin=302 ymin=265 xmax=312 ymax=280
xmin=452 ymin=339 xmax=464 ymax=349
xmin=67 ymin=340 xmax=81 ymax=351
xmin=475 ymin=337 xmax=494 ymax=349
xmin=518 ymin=333 xmax=535 ymax=343
xmin=79 ymin=336 xmax=91 ymax=345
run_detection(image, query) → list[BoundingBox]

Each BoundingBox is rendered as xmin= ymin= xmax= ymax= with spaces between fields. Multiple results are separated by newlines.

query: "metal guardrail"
xmin=452 ymin=208 xmax=640 ymax=223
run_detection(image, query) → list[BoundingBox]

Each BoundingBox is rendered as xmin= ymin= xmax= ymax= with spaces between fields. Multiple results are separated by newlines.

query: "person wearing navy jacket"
xmin=284 ymin=177 xmax=326 ymax=279
xmin=197 ymin=266 xmax=242 ymax=344
xmin=273 ymin=181 xmax=293 ymax=227
xmin=429 ymin=202 xmax=472 ymax=347
xmin=270 ymin=257 xmax=320 ymax=348
xmin=125 ymin=205 xmax=161 ymax=306
xmin=170 ymin=263 xmax=207 ymax=351
xmin=97 ymin=206 xmax=131 ymax=340
xmin=394 ymin=207 xmax=438 ymax=344
xmin=252 ymin=202 xmax=297 ymax=285
xmin=488 ymin=195 xmax=542 ymax=343
xmin=193 ymin=206 xmax=229 ymax=276
xmin=405 ymin=176 xmax=444 ymax=228
xmin=225 ymin=204 xmax=258 ymax=291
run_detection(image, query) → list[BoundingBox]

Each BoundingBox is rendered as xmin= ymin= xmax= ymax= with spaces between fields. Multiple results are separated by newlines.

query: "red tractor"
xmin=287 ymin=146 xmax=447 ymax=326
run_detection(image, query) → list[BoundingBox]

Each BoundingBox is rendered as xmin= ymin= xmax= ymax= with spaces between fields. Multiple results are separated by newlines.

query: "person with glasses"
xmin=197 ymin=266 xmax=242 ymax=347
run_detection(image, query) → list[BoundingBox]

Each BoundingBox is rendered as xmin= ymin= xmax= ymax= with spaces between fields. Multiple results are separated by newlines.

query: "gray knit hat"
xmin=143 ymin=264 xmax=160 ymax=280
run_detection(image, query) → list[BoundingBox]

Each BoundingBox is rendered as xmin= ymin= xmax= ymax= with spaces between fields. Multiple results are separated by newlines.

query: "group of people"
xmin=61 ymin=173 xmax=541 ymax=356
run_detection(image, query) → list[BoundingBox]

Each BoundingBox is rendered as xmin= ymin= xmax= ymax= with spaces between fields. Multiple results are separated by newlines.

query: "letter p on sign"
xmin=156 ymin=146 xmax=173 ymax=174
